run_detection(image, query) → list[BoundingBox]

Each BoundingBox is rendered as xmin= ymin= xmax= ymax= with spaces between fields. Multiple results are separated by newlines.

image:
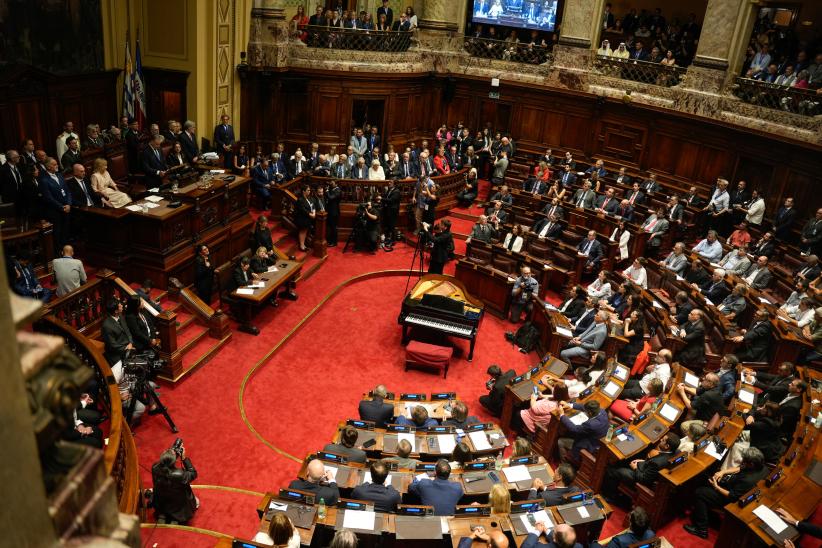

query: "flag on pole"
xmin=122 ymin=32 xmax=134 ymax=120
xmin=133 ymin=28 xmax=147 ymax=128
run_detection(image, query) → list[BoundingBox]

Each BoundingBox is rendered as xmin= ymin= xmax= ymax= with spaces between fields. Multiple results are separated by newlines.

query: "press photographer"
xmin=354 ymin=198 xmax=381 ymax=253
xmin=382 ymin=179 xmax=401 ymax=245
xmin=421 ymin=220 xmax=453 ymax=274
xmin=151 ymin=439 xmax=199 ymax=523
xmin=509 ymin=265 xmax=539 ymax=323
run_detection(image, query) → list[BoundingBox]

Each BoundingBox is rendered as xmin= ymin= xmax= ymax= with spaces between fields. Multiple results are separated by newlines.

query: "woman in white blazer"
xmin=502 ymin=224 xmax=525 ymax=253
xmin=610 ymin=220 xmax=631 ymax=264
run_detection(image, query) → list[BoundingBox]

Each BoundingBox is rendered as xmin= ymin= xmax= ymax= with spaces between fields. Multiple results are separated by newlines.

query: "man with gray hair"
xmin=358 ymin=384 xmax=394 ymax=427
xmin=693 ymin=230 xmax=723 ymax=262
xmin=560 ymin=310 xmax=608 ymax=361
xmin=142 ymin=134 xmax=168 ymax=188
xmin=179 ymin=120 xmax=199 ymax=163
xmin=84 ymin=124 xmax=105 ymax=148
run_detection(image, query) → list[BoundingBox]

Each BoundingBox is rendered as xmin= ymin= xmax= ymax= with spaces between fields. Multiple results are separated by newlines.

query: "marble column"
xmin=415 ymin=0 xmax=463 ymax=69
xmin=552 ymin=0 xmax=605 ymax=77
xmin=684 ymin=0 xmax=756 ymax=94
xmin=247 ymin=0 xmax=290 ymax=68
xmin=418 ymin=0 xmax=458 ymax=32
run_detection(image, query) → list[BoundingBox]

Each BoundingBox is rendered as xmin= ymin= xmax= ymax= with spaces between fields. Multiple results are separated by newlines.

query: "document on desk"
xmin=398 ymin=432 xmax=416 ymax=452
xmin=603 ymin=381 xmax=620 ymax=398
xmin=544 ymin=303 xmax=557 ymax=311
xmin=752 ymin=505 xmax=788 ymax=534
xmin=738 ymin=389 xmax=755 ymax=405
xmin=125 ymin=204 xmax=143 ymax=212
xmin=415 ymin=472 xmax=432 ymax=481
xmin=659 ymin=403 xmax=679 ymax=423
xmin=236 ymin=288 xmax=255 ymax=295
xmin=324 ymin=465 xmax=338 ymax=480
xmin=684 ymin=372 xmax=699 ymax=388
xmin=652 ymin=300 xmax=663 ymax=309
xmin=144 ymin=195 xmax=163 ymax=203
xmin=577 ymin=505 xmax=590 ymax=518
xmin=468 ymin=430 xmax=491 ymax=450
xmin=148 ymin=187 xmax=160 ymax=193
xmin=269 ymin=501 xmax=288 ymax=511
xmin=704 ymin=442 xmax=727 ymax=460
xmin=343 ymin=509 xmax=376 ymax=531
xmin=519 ymin=510 xmax=554 ymax=534
xmin=555 ymin=326 xmax=573 ymax=338
xmin=248 ymin=282 xmax=265 ymax=288
xmin=502 ymin=465 xmax=531 ymax=483
xmin=437 ymin=434 xmax=456 ymax=455
xmin=759 ymin=297 xmax=772 ymax=305
xmin=568 ymin=412 xmax=589 ymax=426
xmin=440 ymin=516 xmax=450 ymax=534
xmin=267 ymin=266 xmax=279 ymax=272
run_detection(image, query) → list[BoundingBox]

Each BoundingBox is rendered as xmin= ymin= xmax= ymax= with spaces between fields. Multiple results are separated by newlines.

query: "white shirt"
xmin=640 ymin=362 xmax=671 ymax=394
xmin=745 ymin=198 xmax=765 ymax=225
xmin=623 ymin=265 xmax=648 ymax=289
xmin=610 ymin=228 xmax=630 ymax=260
xmin=587 ymin=279 xmax=612 ymax=299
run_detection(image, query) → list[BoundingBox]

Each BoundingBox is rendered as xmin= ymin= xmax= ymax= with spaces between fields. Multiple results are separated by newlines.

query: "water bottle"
xmin=605 ymin=424 xmax=614 ymax=443
xmin=495 ymin=452 xmax=503 ymax=471
xmin=317 ymin=497 xmax=326 ymax=520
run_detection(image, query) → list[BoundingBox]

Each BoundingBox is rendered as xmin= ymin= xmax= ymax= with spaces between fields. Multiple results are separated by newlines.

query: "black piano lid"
xmin=420 ymin=293 xmax=465 ymax=314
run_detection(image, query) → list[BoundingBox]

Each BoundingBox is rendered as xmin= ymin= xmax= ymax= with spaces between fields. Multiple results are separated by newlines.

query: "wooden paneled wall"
xmin=240 ymin=70 xmax=822 ymax=220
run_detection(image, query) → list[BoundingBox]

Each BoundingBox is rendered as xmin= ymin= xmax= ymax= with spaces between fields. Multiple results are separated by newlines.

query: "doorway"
xmin=351 ymin=98 xmax=386 ymax=135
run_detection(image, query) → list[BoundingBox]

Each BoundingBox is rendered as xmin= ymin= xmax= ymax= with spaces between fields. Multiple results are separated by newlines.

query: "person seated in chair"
xmin=595 ymin=187 xmax=619 ymax=214
xmin=731 ymin=308 xmax=773 ymax=362
xmin=602 ymin=433 xmax=680 ymax=502
xmin=532 ymin=213 xmax=562 ymax=239
xmin=124 ymin=295 xmax=160 ymax=353
xmin=351 ymin=459 xmax=401 ymax=513
xmin=250 ymin=246 xmax=274 ymax=275
xmin=442 ymin=401 xmax=479 ymax=429
xmin=480 ymin=364 xmax=517 ymax=416
xmin=407 ymin=459 xmax=464 ymax=515
xmin=486 ymin=200 xmax=508 ymax=225
xmin=229 ymin=256 xmax=255 ymax=291
xmin=322 ymin=425 xmax=367 ymax=463
xmin=11 ymin=251 xmax=52 ymax=302
xmin=557 ymin=399 xmax=610 ymax=464
xmin=288 ymin=459 xmax=340 ymax=505
xmin=466 ymin=215 xmax=498 ymax=244
xmin=359 ymin=384 xmax=394 ymax=427
xmin=397 ymin=404 xmax=438 ymax=428
xmin=591 ymin=506 xmax=655 ymax=548
xmin=527 ymin=463 xmax=580 ymax=506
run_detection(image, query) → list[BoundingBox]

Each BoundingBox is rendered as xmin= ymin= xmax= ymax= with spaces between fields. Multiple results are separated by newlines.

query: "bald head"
xmin=62 ymin=245 xmax=74 ymax=257
xmin=306 ymin=459 xmax=326 ymax=482
xmin=488 ymin=531 xmax=508 ymax=547
xmin=554 ymin=524 xmax=576 ymax=547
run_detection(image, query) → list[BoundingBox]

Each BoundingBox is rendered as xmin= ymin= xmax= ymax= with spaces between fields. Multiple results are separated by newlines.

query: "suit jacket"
xmin=773 ymin=206 xmax=796 ymax=240
xmin=558 ymin=297 xmax=586 ymax=322
xmin=795 ymin=262 xmax=822 ymax=281
xmin=213 ymin=123 xmax=235 ymax=149
xmin=577 ymin=238 xmax=603 ymax=266
xmin=61 ymin=149 xmax=82 ymax=171
xmin=643 ymin=216 xmax=669 ymax=247
xmin=642 ymin=179 xmax=661 ymax=194
xmin=614 ymin=204 xmax=634 ymax=222
xmin=351 ymin=482 xmax=401 ymax=513
xmin=52 ymin=256 xmax=87 ymax=297
xmin=741 ymin=320 xmax=772 ymax=362
xmin=542 ymin=203 xmax=565 ymax=220
xmin=67 ymin=176 xmax=103 ymax=207
xmin=331 ymin=162 xmax=350 ymax=179
xmin=350 ymin=135 xmax=368 ymax=157
xmin=701 ymin=279 xmax=730 ymax=304
xmin=558 ymin=171 xmax=577 ymax=188
xmin=572 ymin=308 xmax=597 ymax=335
xmin=142 ymin=145 xmax=168 ymax=186
xmin=151 ymin=458 xmax=198 ymax=523
xmin=322 ymin=442 xmax=367 ymax=464
xmin=358 ymin=397 xmax=394 ymax=427
xmin=677 ymin=319 xmax=705 ymax=365
xmin=376 ymin=6 xmax=393 ymax=26
xmin=632 ymin=451 xmax=674 ymax=486
xmin=469 ymin=223 xmax=497 ymax=243
xmin=754 ymin=373 xmax=793 ymax=404
xmin=125 ymin=312 xmax=158 ymax=351
xmin=778 ymin=396 xmax=802 ymax=438
xmin=718 ymin=252 xmax=751 ymax=275
xmin=559 ymin=405 xmax=610 ymax=461
xmin=631 ymin=48 xmax=650 ymax=61
xmin=392 ymin=19 xmax=411 ymax=31
xmin=691 ymin=386 xmax=724 ymax=421
xmin=0 ymin=162 xmax=23 ymax=205
xmin=178 ymin=131 xmax=200 ymax=162
xmin=750 ymin=238 xmax=776 ymax=258
xmin=576 ymin=321 xmax=607 ymax=351
xmin=596 ymin=195 xmax=619 ymax=214
xmin=483 ymin=369 xmax=516 ymax=415
xmin=533 ymin=218 xmax=562 ymax=239
xmin=673 ymin=301 xmax=693 ymax=326
xmin=662 ymin=252 xmax=687 ymax=275
xmin=592 ymin=528 xmax=655 ymax=548
xmin=527 ymin=485 xmax=580 ymax=507
xmin=486 ymin=207 xmax=508 ymax=224
xmin=288 ymin=478 xmax=340 ymax=506
xmin=572 ymin=189 xmax=596 ymax=209
xmin=230 ymin=266 xmax=252 ymax=292
xmin=407 ymin=478 xmax=463 ymax=515
xmin=743 ymin=265 xmax=772 ymax=290
xmin=101 ymin=315 xmax=133 ymax=365
xmin=39 ymin=172 xmax=72 ymax=214
xmin=290 ymin=158 xmax=308 ymax=176
xmin=251 ymin=164 xmax=275 ymax=192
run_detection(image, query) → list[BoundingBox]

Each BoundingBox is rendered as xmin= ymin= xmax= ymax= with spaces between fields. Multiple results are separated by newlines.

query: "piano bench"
xmin=406 ymin=340 xmax=453 ymax=378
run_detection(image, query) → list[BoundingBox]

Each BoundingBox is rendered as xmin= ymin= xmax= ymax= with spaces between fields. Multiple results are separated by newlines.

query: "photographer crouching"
xmin=151 ymin=439 xmax=199 ymax=523
xmin=510 ymin=265 xmax=539 ymax=323
xmin=421 ymin=220 xmax=454 ymax=274
xmin=356 ymin=197 xmax=382 ymax=253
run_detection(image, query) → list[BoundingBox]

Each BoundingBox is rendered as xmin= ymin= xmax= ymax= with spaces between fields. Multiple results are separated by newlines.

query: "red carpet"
xmin=135 ymin=218 xmax=758 ymax=547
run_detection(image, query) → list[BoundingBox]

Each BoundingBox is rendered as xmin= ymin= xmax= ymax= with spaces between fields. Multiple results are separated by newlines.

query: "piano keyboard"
xmin=405 ymin=313 xmax=473 ymax=336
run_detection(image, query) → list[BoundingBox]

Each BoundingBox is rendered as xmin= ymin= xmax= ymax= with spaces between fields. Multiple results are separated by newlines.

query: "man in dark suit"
xmin=669 ymin=291 xmax=692 ymax=326
xmin=795 ymin=255 xmax=821 ymax=282
xmin=776 ymin=379 xmax=805 ymax=438
xmin=700 ymin=269 xmax=730 ymax=303
xmin=525 ymin=177 xmax=548 ymax=195
xmin=376 ymin=0 xmax=393 ymax=26
xmin=479 ymin=364 xmax=516 ymax=416
xmin=66 ymin=164 xmax=102 ymax=208
xmin=229 ymin=257 xmax=253 ymax=292
xmin=743 ymin=362 xmax=794 ymax=405
xmin=527 ymin=464 xmax=580 ymax=506
xmin=631 ymin=40 xmax=650 ymax=60
xmin=624 ymin=182 xmax=644 ymax=206
xmin=142 ymin=135 xmax=168 ymax=188
xmin=407 ymin=459 xmax=463 ymax=515
xmin=124 ymin=118 xmax=142 ymax=172
xmin=558 ymin=164 xmax=577 ymax=188
xmin=391 ymin=12 xmax=411 ymax=31
xmin=577 ymin=230 xmax=603 ymax=269
xmin=614 ymin=200 xmax=634 ymax=222
xmin=308 ymin=5 xmax=324 ymax=26
xmin=772 ymin=197 xmax=796 ymax=241
xmin=288 ymin=459 xmax=340 ymax=505
xmin=684 ymin=448 xmax=768 ymax=539
xmin=39 ymin=157 xmax=73 ymax=248
xmin=732 ymin=308 xmax=772 ymax=362
xmin=358 ymin=385 xmax=394 ymax=427
xmin=615 ymin=167 xmax=633 ymax=186
xmin=213 ymin=114 xmax=235 ymax=168
xmin=442 ymin=401 xmax=479 ymax=430
xmin=673 ymin=308 xmax=705 ymax=366
xmin=60 ymin=137 xmax=82 ymax=172
xmin=750 ymin=231 xmax=776 ymax=258
xmin=194 ymin=245 xmax=214 ymax=305
xmin=642 ymin=174 xmax=661 ymax=195
xmin=101 ymin=299 xmax=134 ymax=365
xmin=603 ymin=433 xmax=681 ymax=499
xmin=322 ymin=425 xmax=367 ymax=463
xmin=571 ymin=297 xmax=598 ymax=335
xmin=326 ymin=181 xmax=342 ymax=246
xmin=151 ymin=446 xmax=199 ymax=523
xmin=557 ymin=286 xmax=587 ymax=322
xmin=541 ymin=198 xmax=564 ymax=220
xmin=398 ymin=152 xmax=418 ymax=180
xmin=351 ymin=460 xmax=401 ymax=513
xmin=557 ymin=400 xmax=610 ymax=464
xmin=271 ymin=153 xmax=290 ymax=182
xmin=591 ymin=506 xmax=655 ymax=548
xmin=678 ymin=372 xmax=724 ymax=427
xmin=290 ymin=150 xmax=308 ymax=177
xmin=0 ymin=149 xmax=24 ymax=213
xmin=532 ymin=214 xmax=562 ymax=239
xmin=571 ymin=181 xmax=596 ymax=209
xmin=178 ymin=120 xmax=200 ymax=163
xmin=251 ymin=158 xmax=276 ymax=203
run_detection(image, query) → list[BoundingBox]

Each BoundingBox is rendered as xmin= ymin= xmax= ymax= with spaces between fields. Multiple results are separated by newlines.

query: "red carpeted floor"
xmin=133 ymin=207 xmax=807 ymax=547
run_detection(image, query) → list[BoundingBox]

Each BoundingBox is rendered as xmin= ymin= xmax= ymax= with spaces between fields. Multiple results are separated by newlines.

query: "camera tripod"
xmin=125 ymin=375 xmax=178 ymax=433
xmin=402 ymin=227 xmax=428 ymax=296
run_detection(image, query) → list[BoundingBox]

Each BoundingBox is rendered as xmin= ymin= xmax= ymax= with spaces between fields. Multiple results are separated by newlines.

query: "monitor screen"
xmin=471 ymin=0 xmax=560 ymax=33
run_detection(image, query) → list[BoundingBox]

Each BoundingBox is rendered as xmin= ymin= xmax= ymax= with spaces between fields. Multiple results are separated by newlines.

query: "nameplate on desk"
xmin=400 ymin=393 xmax=426 ymax=401
xmin=765 ymin=467 xmax=783 ymax=487
xmin=528 ymin=365 xmax=542 ymax=377
xmin=430 ymin=392 xmax=456 ymax=400
xmin=509 ymin=455 xmax=539 ymax=465
xmin=317 ymin=451 xmax=347 ymax=464
xmin=454 ymin=505 xmax=491 ymax=516
xmin=510 ymin=374 xmax=526 ymax=384
xmin=693 ymin=436 xmax=711 ymax=454
xmin=562 ymin=490 xmax=594 ymax=504
xmin=338 ymin=499 xmax=369 ymax=511
xmin=347 ymin=419 xmax=375 ymax=430
xmin=463 ymin=461 xmax=493 ymax=471
xmin=668 ymin=452 xmax=688 ymax=468
xmin=387 ymin=424 xmax=415 ymax=433
xmin=278 ymin=488 xmax=315 ymax=505
xmin=467 ymin=423 xmax=491 ymax=431
xmin=427 ymin=425 xmax=455 ymax=434
xmin=510 ymin=500 xmax=544 ymax=514
xmin=397 ymin=505 xmax=433 ymax=516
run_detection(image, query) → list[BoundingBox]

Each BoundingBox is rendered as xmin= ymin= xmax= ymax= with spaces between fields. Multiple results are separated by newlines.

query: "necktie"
xmin=577 ymin=193 xmax=585 ymax=208
xmin=584 ymin=240 xmax=592 ymax=255
xmin=601 ymin=198 xmax=610 ymax=210
xmin=78 ymin=179 xmax=92 ymax=205
xmin=155 ymin=148 xmax=160 ymax=160
xmin=532 ymin=182 xmax=540 ymax=195
xmin=507 ymin=235 xmax=515 ymax=250
xmin=11 ymin=165 xmax=20 ymax=187
xmin=630 ymin=192 xmax=636 ymax=204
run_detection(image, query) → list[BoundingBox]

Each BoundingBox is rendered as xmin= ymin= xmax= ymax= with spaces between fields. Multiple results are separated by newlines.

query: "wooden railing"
xmin=169 ymin=277 xmax=231 ymax=339
xmin=35 ymin=315 xmax=141 ymax=515
xmin=1 ymin=220 xmax=56 ymax=277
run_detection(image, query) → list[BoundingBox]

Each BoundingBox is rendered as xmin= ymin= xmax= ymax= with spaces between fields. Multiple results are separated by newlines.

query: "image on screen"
xmin=471 ymin=0 xmax=559 ymax=32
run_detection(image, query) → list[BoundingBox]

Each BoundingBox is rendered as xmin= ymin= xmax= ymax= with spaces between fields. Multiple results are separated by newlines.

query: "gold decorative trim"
xmin=238 ymin=269 xmax=421 ymax=462
xmin=191 ymin=484 xmax=266 ymax=497
xmin=139 ymin=522 xmax=232 ymax=538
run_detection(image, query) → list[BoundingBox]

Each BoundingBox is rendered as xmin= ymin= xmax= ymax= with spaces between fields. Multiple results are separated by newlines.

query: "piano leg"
xmin=401 ymin=325 xmax=410 ymax=345
xmin=467 ymin=337 xmax=476 ymax=362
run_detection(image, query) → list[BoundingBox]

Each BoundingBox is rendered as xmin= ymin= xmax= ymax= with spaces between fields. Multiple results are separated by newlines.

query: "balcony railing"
xmin=731 ymin=77 xmax=821 ymax=116
xmin=463 ymin=37 xmax=553 ymax=65
xmin=592 ymin=55 xmax=685 ymax=87
xmin=300 ymin=25 xmax=413 ymax=52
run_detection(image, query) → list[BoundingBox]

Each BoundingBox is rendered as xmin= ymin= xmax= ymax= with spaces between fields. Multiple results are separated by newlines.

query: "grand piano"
xmin=398 ymin=274 xmax=485 ymax=361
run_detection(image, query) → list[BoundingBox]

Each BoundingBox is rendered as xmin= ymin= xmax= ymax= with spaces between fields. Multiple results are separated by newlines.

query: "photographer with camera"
xmin=151 ymin=439 xmax=199 ymax=523
xmin=382 ymin=179 xmax=401 ymax=245
xmin=355 ymin=197 xmax=381 ymax=253
xmin=510 ymin=266 xmax=539 ymax=323
xmin=421 ymin=220 xmax=453 ymax=274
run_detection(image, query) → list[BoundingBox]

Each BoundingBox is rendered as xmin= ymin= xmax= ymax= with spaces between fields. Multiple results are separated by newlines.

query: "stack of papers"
xmin=342 ymin=509 xmax=376 ymax=530
xmin=267 ymin=266 xmax=279 ymax=272
xmin=502 ymin=465 xmax=531 ymax=482
xmin=752 ymin=505 xmax=788 ymax=534
xmin=652 ymin=300 xmax=664 ymax=309
xmin=125 ymin=204 xmax=144 ymax=212
xmin=269 ymin=501 xmax=288 ymax=511
xmin=468 ymin=430 xmax=491 ymax=450
xmin=556 ymin=326 xmax=573 ymax=337
xmin=398 ymin=432 xmax=416 ymax=452
xmin=659 ymin=403 xmax=679 ymax=422
xmin=415 ymin=472 xmax=432 ymax=481
xmin=248 ymin=282 xmax=265 ymax=289
xmin=738 ymin=390 xmax=755 ymax=405
xmin=568 ymin=413 xmax=589 ymax=426
xmin=362 ymin=471 xmax=392 ymax=485
xmin=236 ymin=288 xmax=255 ymax=295
xmin=148 ymin=187 xmax=160 ymax=192
xmin=144 ymin=195 xmax=164 ymax=203
xmin=577 ymin=505 xmax=590 ymax=518
xmin=324 ymin=465 xmax=338 ymax=480
xmin=437 ymin=434 xmax=456 ymax=454
xmin=519 ymin=510 xmax=554 ymax=534
xmin=704 ymin=442 xmax=727 ymax=460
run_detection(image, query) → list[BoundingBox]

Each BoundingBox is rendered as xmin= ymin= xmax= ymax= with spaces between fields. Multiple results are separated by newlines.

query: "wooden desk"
xmin=447 ymin=516 xmax=506 ymax=547
xmin=230 ymin=259 xmax=301 ymax=334
xmin=499 ymin=355 xmax=571 ymax=436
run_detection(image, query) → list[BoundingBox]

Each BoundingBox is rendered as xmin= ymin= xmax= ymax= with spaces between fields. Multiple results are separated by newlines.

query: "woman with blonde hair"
xmin=368 ymin=158 xmax=385 ymax=180
xmin=252 ymin=512 xmax=300 ymax=547
xmin=488 ymin=483 xmax=511 ymax=514
xmin=90 ymin=157 xmax=131 ymax=208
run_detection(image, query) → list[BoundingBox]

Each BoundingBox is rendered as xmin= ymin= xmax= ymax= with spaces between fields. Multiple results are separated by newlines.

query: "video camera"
xmin=172 ymin=437 xmax=184 ymax=458
xmin=123 ymin=351 xmax=166 ymax=379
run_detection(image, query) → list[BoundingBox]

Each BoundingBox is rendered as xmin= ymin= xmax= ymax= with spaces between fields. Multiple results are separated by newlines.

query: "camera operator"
xmin=151 ymin=441 xmax=199 ymax=523
xmin=422 ymin=220 xmax=453 ymax=274
xmin=362 ymin=197 xmax=381 ymax=253
xmin=382 ymin=179 xmax=401 ymax=244
xmin=510 ymin=265 xmax=539 ymax=323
